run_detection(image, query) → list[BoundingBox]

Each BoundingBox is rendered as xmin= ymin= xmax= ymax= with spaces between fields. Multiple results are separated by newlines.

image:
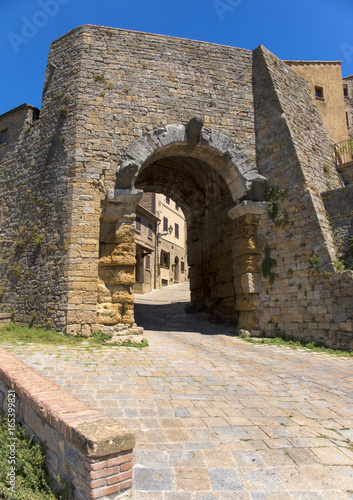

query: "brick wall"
xmin=0 ymin=347 xmax=135 ymax=499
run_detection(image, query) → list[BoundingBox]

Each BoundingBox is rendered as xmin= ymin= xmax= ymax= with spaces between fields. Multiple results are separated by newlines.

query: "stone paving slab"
xmin=2 ymin=283 xmax=353 ymax=499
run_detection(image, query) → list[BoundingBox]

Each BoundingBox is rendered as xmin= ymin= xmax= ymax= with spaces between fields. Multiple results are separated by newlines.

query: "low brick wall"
xmin=0 ymin=347 xmax=135 ymax=499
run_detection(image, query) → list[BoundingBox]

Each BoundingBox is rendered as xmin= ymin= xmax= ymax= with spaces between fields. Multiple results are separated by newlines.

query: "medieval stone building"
xmin=1 ymin=25 xmax=353 ymax=349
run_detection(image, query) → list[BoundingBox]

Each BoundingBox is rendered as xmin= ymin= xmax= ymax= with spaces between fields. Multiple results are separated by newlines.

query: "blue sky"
xmin=1 ymin=0 xmax=353 ymax=115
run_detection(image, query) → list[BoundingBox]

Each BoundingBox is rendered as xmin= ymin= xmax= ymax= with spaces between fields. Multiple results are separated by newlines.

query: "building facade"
xmin=285 ymin=60 xmax=348 ymax=144
xmin=343 ymin=75 xmax=353 ymax=139
xmin=133 ymin=193 xmax=187 ymax=293
xmin=155 ymin=194 xmax=187 ymax=288
xmin=134 ymin=196 xmax=159 ymax=294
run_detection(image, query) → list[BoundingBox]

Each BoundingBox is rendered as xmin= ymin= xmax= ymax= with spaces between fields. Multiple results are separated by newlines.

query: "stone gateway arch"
xmin=1 ymin=25 xmax=353 ymax=349
xmin=105 ymin=122 xmax=268 ymax=331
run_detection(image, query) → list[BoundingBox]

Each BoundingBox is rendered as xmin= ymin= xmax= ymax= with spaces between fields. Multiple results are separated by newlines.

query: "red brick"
xmin=90 ymin=466 xmax=119 ymax=480
xmin=120 ymin=462 xmax=132 ymax=472
xmin=106 ymin=453 xmax=133 ymax=467
xmin=90 ymin=483 xmax=120 ymax=499
xmin=106 ymin=470 xmax=133 ymax=486
xmin=85 ymin=460 xmax=106 ymax=472
xmin=120 ymin=479 xmax=133 ymax=492
xmin=91 ymin=478 xmax=105 ymax=489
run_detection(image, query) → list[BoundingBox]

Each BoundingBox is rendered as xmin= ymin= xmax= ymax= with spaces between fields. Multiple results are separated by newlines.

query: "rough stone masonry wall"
xmin=253 ymin=46 xmax=353 ymax=349
xmin=0 ymin=52 xmax=79 ymax=332
xmin=323 ymin=183 xmax=353 ymax=268
xmin=51 ymin=25 xmax=256 ymax=334
xmin=0 ymin=347 xmax=135 ymax=499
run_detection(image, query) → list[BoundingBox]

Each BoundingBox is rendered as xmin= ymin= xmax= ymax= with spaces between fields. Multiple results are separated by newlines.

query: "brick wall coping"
xmin=0 ymin=347 xmax=135 ymax=457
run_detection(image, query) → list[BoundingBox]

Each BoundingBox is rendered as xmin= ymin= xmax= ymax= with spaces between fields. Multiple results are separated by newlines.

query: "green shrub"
xmin=0 ymin=412 xmax=61 ymax=499
xmin=309 ymin=254 xmax=319 ymax=267
xmin=262 ymin=246 xmax=277 ymax=284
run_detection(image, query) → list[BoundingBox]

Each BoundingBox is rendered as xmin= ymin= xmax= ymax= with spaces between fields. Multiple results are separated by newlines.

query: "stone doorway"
xmin=99 ymin=121 xmax=267 ymax=332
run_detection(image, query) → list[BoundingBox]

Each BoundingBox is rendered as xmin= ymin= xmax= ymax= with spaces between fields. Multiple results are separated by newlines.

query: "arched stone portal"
xmin=99 ymin=121 xmax=268 ymax=332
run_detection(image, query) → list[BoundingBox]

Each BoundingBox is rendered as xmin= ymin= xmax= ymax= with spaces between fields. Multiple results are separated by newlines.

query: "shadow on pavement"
xmin=134 ymin=301 xmax=232 ymax=335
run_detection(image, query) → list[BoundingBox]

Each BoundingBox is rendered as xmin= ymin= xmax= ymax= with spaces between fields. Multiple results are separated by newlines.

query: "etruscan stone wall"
xmin=1 ymin=25 xmax=353 ymax=349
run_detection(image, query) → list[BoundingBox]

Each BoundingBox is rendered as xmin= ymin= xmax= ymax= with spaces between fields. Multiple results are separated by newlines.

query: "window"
xmin=148 ymin=223 xmax=153 ymax=239
xmin=165 ymin=196 xmax=170 ymax=204
xmin=175 ymin=202 xmax=179 ymax=211
xmin=160 ymin=250 xmax=170 ymax=268
xmin=181 ymin=261 xmax=185 ymax=273
xmin=175 ymin=223 xmax=179 ymax=239
xmin=0 ymin=129 xmax=8 ymax=145
xmin=344 ymin=84 xmax=349 ymax=97
xmin=163 ymin=216 xmax=168 ymax=233
xmin=136 ymin=216 xmax=141 ymax=232
xmin=145 ymin=254 xmax=151 ymax=270
xmin=315 ymin=86 xmax=324 ymax=99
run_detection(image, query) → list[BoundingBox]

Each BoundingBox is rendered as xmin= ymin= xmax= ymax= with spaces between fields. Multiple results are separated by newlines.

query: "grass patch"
xmin=0 ymin=324 xmax=148 ymax=349
xmin=120 ymin=338 xmax=149 ymax=348
xmin=240 ymin=333 xmax=353 ymax=357
xmin=0 ymin=412 xmax=67 ymax=499
xmin=0 ymin=324 xmax=85 ymax=347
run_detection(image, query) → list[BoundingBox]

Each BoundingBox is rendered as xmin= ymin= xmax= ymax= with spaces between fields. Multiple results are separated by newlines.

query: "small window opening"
xmin=145 ymin=254 xmax=151 ymax=270
xmin=0 ymin=129 xmax=8 ymax=145
xmin=343 ymin=84 xmax=349 ymax=97
xmin=136 ymin=216 xmax=141 ymax=232
xmin=315 ymin=86 xmax=324 ymax=99
xmin=163 ymin=217 xmax=168 ymax=233
xmin=160 ymin=250 xmax=170 ymax=268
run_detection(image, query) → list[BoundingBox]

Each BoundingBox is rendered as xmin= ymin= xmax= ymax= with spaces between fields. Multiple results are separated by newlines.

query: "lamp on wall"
xmin=168 ymin=225 xmax=173 ymax=234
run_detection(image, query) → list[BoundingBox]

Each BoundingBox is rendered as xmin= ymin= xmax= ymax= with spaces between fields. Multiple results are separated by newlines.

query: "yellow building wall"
xmin=156 ymin=194 xmax=187 ymax=286
xmin=285 ymin=61 xmax=348 ymax=144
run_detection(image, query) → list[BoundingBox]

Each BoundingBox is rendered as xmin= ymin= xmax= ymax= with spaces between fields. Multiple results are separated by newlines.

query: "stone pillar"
xmin=228 ymin=201 xmax=267 ymax=334
xmin=187 ymin=216 xmax=205 ymax=310
xmin=97 ymin=189 xmax=142 ymax=329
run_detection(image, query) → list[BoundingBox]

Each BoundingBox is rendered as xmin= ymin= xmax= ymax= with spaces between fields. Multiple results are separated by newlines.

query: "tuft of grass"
xmin=58 ymin=105 xmax=68 ymax=119
xmin=120 ymin=338 xmax=149 ymax=348
xmin=240 ymin=332 xmax=352 ymax=357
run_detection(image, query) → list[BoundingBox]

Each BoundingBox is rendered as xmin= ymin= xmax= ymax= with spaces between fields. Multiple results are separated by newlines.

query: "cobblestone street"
xmin=2 ymin=283 xmax=353 ymax=499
